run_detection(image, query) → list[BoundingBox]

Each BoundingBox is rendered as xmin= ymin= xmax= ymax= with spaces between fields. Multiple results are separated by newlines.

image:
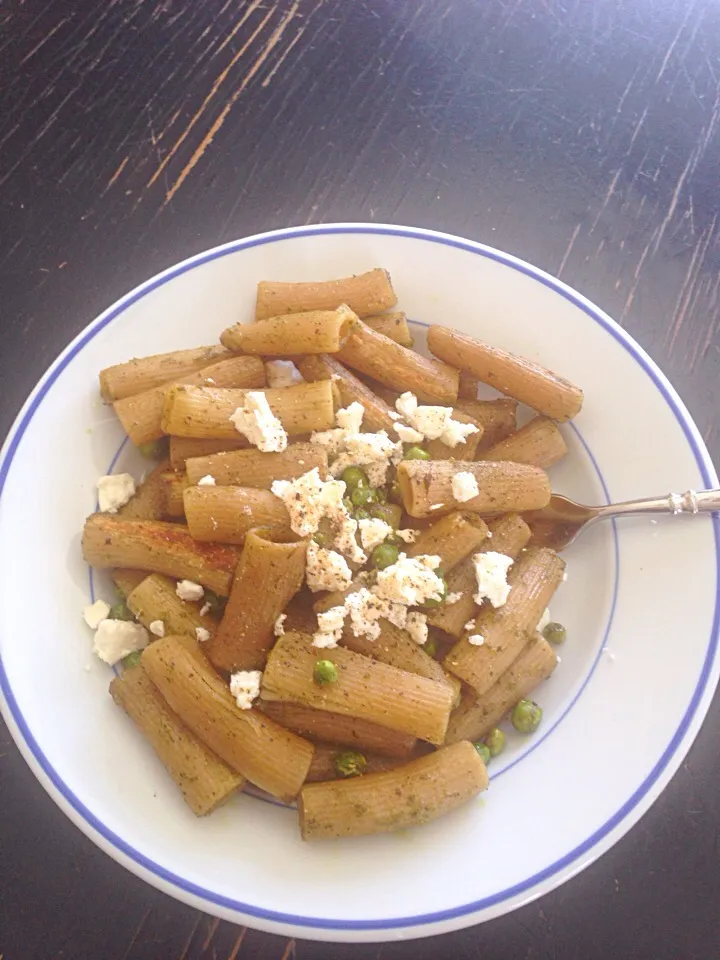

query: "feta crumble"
xmin=195 ymin=626 xmax=211 ymax=643
xmin=229 ymin=391 xmax=287 ymax=452
xmin=229 ymin=670 xmax=262 ymax=710
xmin=271 ymin=467 xmax=345 ymax=538
xmin=197 ymin=474 xmax=216 ymax=486
xmin=464 ymin=619 xmax=476 ymax=632
xmin=93 ymin=620 xmax=148 ymax=665
xmin=358 ymin=517 xmax=393 ymax=551
xmin=265 ymin=359 xmax=304 ymax=388
xmin=273 ymin=613 xmax=287 ymax=637
xmin=451 ymin=471 xmax=479 ymax=503
xmin=305 ymin=541 xmax=353 ymax=593
xmin=312 ymin=606 xmax=347 ymax=648
xmin=394 ymin=422 xmax=424 ymax=444
xmin=374 ymin=553 xmax=444 ymax=607
xmin=149 ymin=620 xmax=165 ymax=638
xmin=468 ymin=634 xmax=485 ymax=646
xmin=406 ymin=611 xmax=428 ymax=645
xmin=97 ymin=473 xmax=136 ymax=513
xmin=473 ymin=551 xmax=513 ymax=608
xmin=394 ymin=528 xmax=420 ymax=543
xmin=393 ymin=392 xmax=480 ymax=448
xmin=176 ymin=580 xmax=204 ymax=601
xmin=446 ymin=592 xmax=462 ymax=605
xmin=199 ymin=602 xmax=211 ymax=617
xmin=83 ymin=599 xmax=110 ymax=630
xmin=335 ymin=401 xmax=365 ymax=432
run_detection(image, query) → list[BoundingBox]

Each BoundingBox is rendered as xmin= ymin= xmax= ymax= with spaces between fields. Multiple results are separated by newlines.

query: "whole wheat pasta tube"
xmin=221 ymin=304 xmax=356 ymax=355
xmin=477 ymin=416 xmax=568 ymax=468
xmin=363 ymin=311 xmax=413 ymax=347
xmin=458 ymin=370 xmax=480 ymax=401
xmin=406 ymin=512 xmax=489 ymax=573
xmin=427 ymin=325 xmax=583 ymax=422
xmin=255 ymin=268 xmax=397 ymax=320
xmin=445 ymin=633 xmax=557 ymax=744
xmin=423 ymin=410 xmax=484 ymax=461
xmin=100 ymin=345 xmax=230 ymax=402
xmin=183 ymin=486 xmax=291 ymax=545
xmin=82 ymin=514 xmax=238 ymax=595
xmin=118 ymin=460 xmax=172 ymax=521
xmin=258 ymin=700 xmax=417 ymax=758
xmin=262 ymin=633 xmax=453 ymax=744
xmin=444 ymin=547 xmax=565 ymax=694
xmin=114 ymin=356 xmax=265 ymax=446
xmin=397 ymin=459 xmax=551 ymax=518
xmin=110 ymin=666 xmax=243 ymax=815
xmin=299 ymin=740 xmax=487 ymax=840
xmin=427 ymin=514 xmax=532 ymax=638
xmin=159 ymin=472 xmax=189 ymax=519
xmin=305 ymin=743 xmax=401 ymax=783
xmin=161 ymin=380 xmax=336 ymax=439
xmin=126 ymin=573 xmax=217 ymax=640
xmin=336 ymin=323 xmax=459 ymax=404
xmin=141 ymin=636 xmax=313 ymax=801
xmin=112 ymin=569 xmax=148 ymax=598
xmin=455 ymin=398 xmax=518 ymax=452
xmin=208 ymin=529 xmax=307 ymax=673
xmin=185 ymin=443 xmax=327 ymax=489
xmin=169 ymin=436 xmax=249 ymax=470
xmin=296 ymin=354 xmax=396 ymax=433
xmin=357 ymin=377 xmax=401 ymax=407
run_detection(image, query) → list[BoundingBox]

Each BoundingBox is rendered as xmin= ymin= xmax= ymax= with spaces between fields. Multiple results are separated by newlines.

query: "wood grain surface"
xmin=1 ymin=1 xmax=719 ymax=958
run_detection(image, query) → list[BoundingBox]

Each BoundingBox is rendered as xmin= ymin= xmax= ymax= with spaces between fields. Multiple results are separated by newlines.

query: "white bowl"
xmin=0 ymin=224 xmax=718 ymax=943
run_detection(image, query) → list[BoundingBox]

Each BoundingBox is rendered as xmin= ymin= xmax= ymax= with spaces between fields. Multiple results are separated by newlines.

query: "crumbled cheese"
xmin=309 ymin=428 xmax=347 ymax=456
xmin=473 ymin=551 xmax=513 ymax=608
xmin=312 ymin=606 xmax=347 ymax=648
xmin=274 ymin=613 xmax=287 ymax=637
xmin=388 ymin=411 xmax=401 ymax=420
xmin=452 ymin=471 xmax=480 ymax=503
xmin=149 ymin=620 xmax=165 ymax=638
xmin=93 ymin=620 xmax=148 ymax=665
xmin=335 ymin=401 xmax=365 ymax=432
xmin=468 ymin=634 xmax=485 ymax=646
xmin=330 ymin=431 xmax=399 ymax=477
xmin=197 ymin=474 xmax=216 ymax=486
xmin=332 ymin=513 xmax=367 ymax=564
xmin=393 ymin=392 xmax=479 ymax=448
xmin=196 ymin=626 xmax=211 ymax=643
xmin=395 ymin=392 xmax=418 ymax=421
xmin=406 ymin=611 xmax=428 ymax=645
xmin=446 ymin=592 xmax=462 ymax=605
xmin=394 ymin=528 xmax=420 ymax=543
xmin=83 ymin=599 xmax=110 ymax=630
xmin=305 ymin=541 xmax=353 ymax=593
xmin=271 ymin=467 xmax=346 ymax=538
xmin=358 ymin=517 xmax=393 ymax=551
xmin=394 ymin=423 xmax=424 ymax=444
xmin=439 ymin=418 xmax=479 ymax=448
xmin=374 ymin=553 xmax=444 ymax=607
xmin=199 ymin=602 xmax=211 ymax=617
xmin=344 ymin=588 xmax=407 ymax=640
xmin=364 ymin=459 xmax=392 ymax=487
xmin=412 ymin=405 xmax=453 ymax=440
xmin=97 ymin=473 xmax=136 ymax=513
xmin=176 ymin=580 xmax=204 ymax=601
xmin=229 ymin=670 xmax=262 ymax=710
xmin=537 ymin=607 xmax=551 ymax=632
xmin=265 ymin=360 xmax=304 ymax=388
xmin=229 ymin=391 xmax=287 ymax=452
xmin=464 ymin=619 xmax=476 ymax=632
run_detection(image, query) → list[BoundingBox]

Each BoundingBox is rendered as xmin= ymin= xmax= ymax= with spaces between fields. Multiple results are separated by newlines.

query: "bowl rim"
xmin=1 ymin=222 xmax=718 ymax=938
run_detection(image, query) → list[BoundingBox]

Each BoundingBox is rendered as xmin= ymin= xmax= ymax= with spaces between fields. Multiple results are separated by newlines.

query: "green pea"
xmin=137 ymin=439 xmax=165 ymax=460
xmin=334 ymin=750 xmax=367 ymax=778
xmin=313 ymin=530 xmax=332 ymax=547
xmin=424 ymin=635 xmax=439 ymax=659
xmin=108 ymin=599 xmax=134 ymax=622
xmin=369 ymin=503 xmax=402 ymax=527
xmin=122 ymin=651 xmax=142 ymax=669
xmin=341 ymin=466 xmax=369 ymax=492
xmin=313 ymin=659 xmax=338 ymax=685
xmin=483 ymin=727 xmax=506 ymax=757
xmin=203 ymin=589 xmax=227 ymax=618
xmin=351 ymin=485 xmax=378 ymax=508
xmin=353 ymin=507 xmax=371 ymax=521
xmin=511 ymin=699 xmax=543 ymax=734
xmin=420 ymin=571 xmax=447 ymax=609
xmin=542 ymin=622 xmax=566 ymax=645
xmin=371 ymin=542 xmax=400 ymax=570
xmin=388 ymin=480 xmax=403 ymax=505
xmin=343 ymin=496 xmax=354 ymax=514
xmin=375 ymin=486 xmax=387 ymax=503
xmin=403 ymin=445 xmax=431 ymax=461
xmin=473 ymin=742 xmax=492 ymax=765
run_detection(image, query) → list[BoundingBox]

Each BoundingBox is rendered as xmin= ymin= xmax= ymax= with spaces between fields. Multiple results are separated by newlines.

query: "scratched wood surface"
xmin=1 ymin=0 xmax=719 ymax=957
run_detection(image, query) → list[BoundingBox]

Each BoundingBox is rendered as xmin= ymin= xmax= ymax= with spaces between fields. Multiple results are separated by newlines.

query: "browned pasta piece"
xmin=141 ymin=635 xmax=313 ymax=801
xmin=159 ymin=471 xmax=189 ymax=519
xmin=126 ymin=573 xmax=216 ymax=640
xmin=455 ymin=398 xmax=518 ymax=451
xmin=296 ymin=354 xmax=396 ymax=433
xmin=185 ymin=443 xmax=327 ymax=489
xmin=110 ymin=665 xmax=243 ymax=815
xmin=114 ymin=356 xmax=266 ymax=447
xmin=363 ymin=311 xmax=413 ymax=347
xmin=444 ymin=547 xmax=565 ymax=695
xmin=183 ymin=485 xmax=291 ymax=545
xmin=261 ymin=632 xmax=454 ymax=745
xmin=423 ymin=410 xmax=485 ymax=461
xmin=258 ymin=700 xmax=417 ymax=758
xmin=169 ymin=436 xmax=249 ymax=470
xmin=457 ymin=370 xmax=480 ymax=400
xmin=305 ymin=742 xmax=401 ymax=782
xmin=445 ymin=633 xmax=557 ymax=743
xmin=427 ymin=325 xmax=583 ymax=421
xmin=118 ymin=460 xmax=172 ymax=521
xmin=427 ymin=514 xmax=532 ymax=638
xmin=221 ymin=304 xmax=357 ymax=355
xmin=161 ymin=380 xmax=336 ymax=439
xmin=82 ymin=514 xmax=239 ymax=595
xmin=406 ymin=511 xmax=489 ymax=573
xmin=477 ymin=416 xmax=568 ymax=468
xmin=208 ymin=529 xmax=307 ymax=673
xmin=336 ymin=322 xmax=459 ymax=404
xmin=100 ymin=345 xmax=231 ymax=402
xmin=298 ymin=740 xmax=488 ymax=839
xmin=255 ymin=268 xmax=397 ymax=320
xmin=397 ymin=459 xmax=551 ymax=518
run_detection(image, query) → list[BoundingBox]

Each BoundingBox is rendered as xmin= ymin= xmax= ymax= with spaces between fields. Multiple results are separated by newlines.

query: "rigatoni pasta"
xmin=183 ymin=485 xmax=291 ymax=544
xmin=100 ymin=345 xmax=230 ymax=402
xmin=255 ymin=268 xmax=397 ymax=320
xmin=221 ymin=304 xmax=357 ymax=355
xmin=185 ymin=443 xmax=327 ymax=488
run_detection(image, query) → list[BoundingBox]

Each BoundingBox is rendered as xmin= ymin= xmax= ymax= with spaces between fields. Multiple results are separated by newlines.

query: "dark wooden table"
xmin=2 ymin=1 xmax=719 ymax=957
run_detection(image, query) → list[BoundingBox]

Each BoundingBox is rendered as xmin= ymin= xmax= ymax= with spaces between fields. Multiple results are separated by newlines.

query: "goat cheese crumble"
xmin=312 ymin=606 xmax=346 ymax=648
xmin=473 ymin=551 xmax=513 ymax=608
xmin=406 ymin=611 xmax=428 ymax=645
xmin=305 ymin=541 xmax=353 ymax=593
xmin=358 ymin=517 xmax=393 ymax=551
xmin=149 ymin=620 xmax=165 ymax=638
xmin=83 ymin=599 xmax=110 ymax=630
xmin=230 ymin=391 xmax=287 ymax=452
xmin=451 ymin=471 xmax=480 ymax=503
xmin=274 ymin=613 xmax=287 ymax=637
xmin=195 ymin=626 xmax=211 ymax=643
xmin=176 ymin=580 xmax=204 ymax=601
xmin=229 ymin=670 xmax=262 ymax=710
xmin=468 ymin=634 xmax=485 ymax=646
xmin=93 ymin=620 xmax=148 ymax=665
xmin=97 ymin=473 xmax=136 ymax=513
xmin=197 ymin=474 xmax=216 ymax=486
xmin=265 ymin=360 xmax=304 ymax=388
xmin=393 ymin=392 xmax=479 ymax=448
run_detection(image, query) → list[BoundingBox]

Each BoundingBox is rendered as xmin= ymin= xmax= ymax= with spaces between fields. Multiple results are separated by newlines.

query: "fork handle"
xmin=596 ymin=488 xmax=720 ymax=520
